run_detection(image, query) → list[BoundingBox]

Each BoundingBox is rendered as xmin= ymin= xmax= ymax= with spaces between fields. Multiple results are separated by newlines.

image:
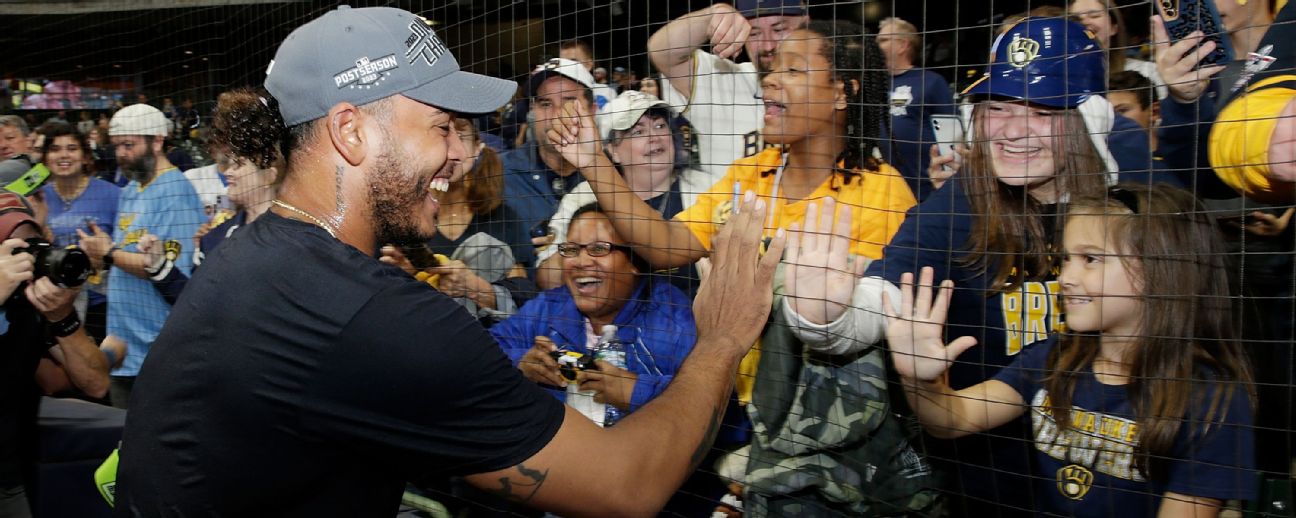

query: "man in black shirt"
xmin=114 ymin=6 xmax=783 ymax=516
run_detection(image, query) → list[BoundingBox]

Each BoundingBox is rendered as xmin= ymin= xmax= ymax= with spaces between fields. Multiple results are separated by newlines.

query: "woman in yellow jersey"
xmin=546 ymin=20 xmax=933 ymax=516
xmin=546 ymin=21 xmax=914 ymax=278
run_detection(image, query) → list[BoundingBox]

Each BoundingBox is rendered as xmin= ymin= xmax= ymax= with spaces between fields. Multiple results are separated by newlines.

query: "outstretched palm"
xmin=784 ymin=198 xmax=865 ymax=325
xmin=883 ymin=267 xmax=977 ymax=383
xmin=545 ymin=99 xmax=603 ymax=170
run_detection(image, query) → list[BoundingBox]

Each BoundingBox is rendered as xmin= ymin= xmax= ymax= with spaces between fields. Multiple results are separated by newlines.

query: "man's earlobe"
xmin=328 ymin=104 xmax=366 ymax=166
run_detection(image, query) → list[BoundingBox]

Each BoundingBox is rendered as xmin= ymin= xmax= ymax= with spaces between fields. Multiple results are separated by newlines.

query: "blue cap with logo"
xmin=735 ymin=0 xmax=806 ymax=19
xmin=265 ymin=5 xmax=516 ymax=127
xmin=962 ymin=17 xmax=1105 ymax=108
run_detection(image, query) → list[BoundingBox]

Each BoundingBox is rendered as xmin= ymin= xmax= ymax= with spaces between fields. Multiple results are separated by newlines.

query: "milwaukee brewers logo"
xmin=163 ymin=240 xmax=182 ymax=262
xmin=1057 ymin=464 xmax=1094 ymax=500
xmin=1007 ymin=35 xmax=1040 ymax=69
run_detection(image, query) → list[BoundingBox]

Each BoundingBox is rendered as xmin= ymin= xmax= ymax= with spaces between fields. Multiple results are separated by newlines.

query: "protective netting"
xmin=3 ymin=1 xmax=1295 ymax=517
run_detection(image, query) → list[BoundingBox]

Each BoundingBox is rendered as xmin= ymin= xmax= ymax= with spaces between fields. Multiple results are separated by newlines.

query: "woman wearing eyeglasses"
xmin=490 ymin=202 xmax=695 ymax=424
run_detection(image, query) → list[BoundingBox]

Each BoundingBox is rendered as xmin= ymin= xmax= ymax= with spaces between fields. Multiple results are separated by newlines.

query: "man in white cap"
xmin=647 ymin=0 xmax=808 ymax=183
xmin=77 ymin=103 xmax=203 ymax=409
xmin=112 ymin=6 xmax=781 ymax=516
xmin=500 ymin=57 xmax=599 ymax=238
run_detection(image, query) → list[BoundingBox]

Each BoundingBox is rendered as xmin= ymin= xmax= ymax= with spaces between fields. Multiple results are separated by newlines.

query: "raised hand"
xmin=882 ymin=267 xmax=977 ymax=383
xmin=784 ymin=198 xmax=865 ymax=325
xmin=928 ymin=143 xmax=964 ymax=191
xmin=544 ymin=100 xmax=603 ymax=170
xmin=76 ymin=221 xmax=113 ymax=270
xmin=137 ymin=233 xmax=163 ymax=266
xmin=706 ymin=3 xmax=752 ymax=60
xmin=692 ymin=191 xmax=785 ymax=356
xmin=1151 ymin=16 xmax=1227 ymax=103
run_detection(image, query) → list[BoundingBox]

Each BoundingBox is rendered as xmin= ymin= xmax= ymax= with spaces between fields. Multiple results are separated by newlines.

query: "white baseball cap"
xmin=599 ymin=90 xmax=670 ymax=141
xmin=528 ymin=58 xmax=595 ymax=98
xmin=109 ymin=104 xmax=170 ymax=137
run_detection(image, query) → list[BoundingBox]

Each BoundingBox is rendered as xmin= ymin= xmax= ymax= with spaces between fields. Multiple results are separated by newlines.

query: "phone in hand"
xmin=930 ymin=114 xmax=965 ymax=172
xmin=1156 ymin=0 xmax=1234 ymax=68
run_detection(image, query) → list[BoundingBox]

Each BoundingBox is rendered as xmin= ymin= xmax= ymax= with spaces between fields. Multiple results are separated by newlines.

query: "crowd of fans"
xmin=3 ymin=0 xmax=1296 ymax=516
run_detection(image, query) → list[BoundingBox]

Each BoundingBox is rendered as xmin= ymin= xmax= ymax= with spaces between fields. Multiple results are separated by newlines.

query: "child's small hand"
xmin=882 ymin=266 xmax=978 ymax=383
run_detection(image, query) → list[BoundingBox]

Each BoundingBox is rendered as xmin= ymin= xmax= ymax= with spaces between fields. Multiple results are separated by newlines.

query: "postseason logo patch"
xmin=334 ymin=54 xmax=399 ymax=90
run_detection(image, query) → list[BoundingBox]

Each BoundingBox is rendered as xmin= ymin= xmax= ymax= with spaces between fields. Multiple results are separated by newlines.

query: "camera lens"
xmin=20 ymin=238 xmax=92 ymax=288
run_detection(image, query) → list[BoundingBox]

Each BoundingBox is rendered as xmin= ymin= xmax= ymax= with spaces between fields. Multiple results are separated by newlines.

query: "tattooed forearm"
xmin=688 ymin=405 xmax=723 ymax=471
xmin=485 ymin=462 xmax=549 ymax=504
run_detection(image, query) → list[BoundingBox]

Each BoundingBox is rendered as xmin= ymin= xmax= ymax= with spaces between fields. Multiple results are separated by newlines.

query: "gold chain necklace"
xmin=271 ymin=199 xmax=338 ymax=239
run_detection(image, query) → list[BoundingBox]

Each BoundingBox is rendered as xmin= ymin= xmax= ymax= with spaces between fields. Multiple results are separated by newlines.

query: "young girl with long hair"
xmin=884 ymin=183 xmax=1256 ymax=517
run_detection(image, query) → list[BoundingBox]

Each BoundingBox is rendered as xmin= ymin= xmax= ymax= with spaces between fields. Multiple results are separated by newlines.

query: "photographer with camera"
xmin=0 ymin=191 xmax=110 ymax=518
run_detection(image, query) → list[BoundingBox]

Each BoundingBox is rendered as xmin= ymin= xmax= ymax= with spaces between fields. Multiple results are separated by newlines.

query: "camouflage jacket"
xmin=743 ymin=301 xmax=943 ymax=517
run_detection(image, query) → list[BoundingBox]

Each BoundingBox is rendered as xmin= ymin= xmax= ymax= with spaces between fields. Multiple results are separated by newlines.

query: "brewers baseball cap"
xmin=736 ymin=0 xmax=807 ymax=19
xmin=265 ymin=5 xmax=516 ymax=127
xmin=599 ymin=90 xmax=670 ymax=141
xmin=962 ymin=17 xmax=1105 ymax=109
xmin=528 ymin=58 xmax=595 ymax=98
xmin=109 ymin=104 xmax=170 ymax=137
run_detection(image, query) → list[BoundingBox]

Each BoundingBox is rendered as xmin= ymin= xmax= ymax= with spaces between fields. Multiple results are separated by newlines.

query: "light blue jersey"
xmin=108 ymin=168 xmax=204 ymax=376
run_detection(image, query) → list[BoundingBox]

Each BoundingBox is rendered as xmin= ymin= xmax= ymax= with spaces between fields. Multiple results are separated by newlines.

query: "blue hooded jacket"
xmin=490 ymin=279 xmax=696 ymax=412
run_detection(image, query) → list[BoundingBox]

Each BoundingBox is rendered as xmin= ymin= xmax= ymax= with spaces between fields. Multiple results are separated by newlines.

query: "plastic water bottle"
xmin=593 ymin=324 xmax=627 ymax=427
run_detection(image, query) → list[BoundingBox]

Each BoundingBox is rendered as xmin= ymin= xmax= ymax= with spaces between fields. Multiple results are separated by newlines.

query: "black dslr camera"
xmin=15 ymin=239 xmax=92 ymax=288
xmin=550 ymin=349 xmax=596 ymax=383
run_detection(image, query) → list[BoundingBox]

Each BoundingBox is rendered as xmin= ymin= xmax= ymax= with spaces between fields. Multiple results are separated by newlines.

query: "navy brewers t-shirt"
xmin=866 ymin=178 xmax=1062 ymax=515
xmin=114 ymin=212 xmax=565 ymax=517
xmin=993 ymin=337 xmax=1257 ymax=517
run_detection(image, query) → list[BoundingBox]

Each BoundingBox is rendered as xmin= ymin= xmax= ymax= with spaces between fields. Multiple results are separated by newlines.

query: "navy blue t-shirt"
xmin=866 ymin=178 xmax=1062 ymax=514
xmin=881 ymin=68 xmax=954 ymax=201
xmin=993 ymin=338 xmax=1257 ymax=517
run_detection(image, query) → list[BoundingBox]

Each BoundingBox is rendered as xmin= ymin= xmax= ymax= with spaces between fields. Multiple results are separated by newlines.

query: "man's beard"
xmin=121 ymin=151 xmax=157 ymax=184
xmin=369 ymin=139 xmax=434 ymax=246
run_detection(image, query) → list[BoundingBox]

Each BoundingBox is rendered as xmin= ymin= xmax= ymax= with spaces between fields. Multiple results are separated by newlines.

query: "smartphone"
xmin=930 ymin=114 xmax=965 ymax=170
xmin=1157 ymin=0 xmax=1234 ymax=68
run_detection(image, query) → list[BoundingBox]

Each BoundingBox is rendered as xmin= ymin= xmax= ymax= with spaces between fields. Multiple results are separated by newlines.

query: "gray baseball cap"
xmin=265 ymin=5 xmax=516 ymax=127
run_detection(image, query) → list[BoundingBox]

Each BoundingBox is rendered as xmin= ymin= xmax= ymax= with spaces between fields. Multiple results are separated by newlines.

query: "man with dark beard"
xmin=77 ymin=103 xmax=204 ymax=409
xmin=111 ymin=6 xmax=784 ymax=517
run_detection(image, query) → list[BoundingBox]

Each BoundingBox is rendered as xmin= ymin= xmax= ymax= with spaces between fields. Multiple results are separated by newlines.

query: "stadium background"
xmin=0 ymin=0 xmax=1160 ymax=118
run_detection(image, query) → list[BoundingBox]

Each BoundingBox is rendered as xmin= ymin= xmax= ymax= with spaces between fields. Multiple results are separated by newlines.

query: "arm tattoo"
xmin=485 ymin=462 xmax=549 ymax=504
xmin=688 ymin=405 xmax=723 ymax=471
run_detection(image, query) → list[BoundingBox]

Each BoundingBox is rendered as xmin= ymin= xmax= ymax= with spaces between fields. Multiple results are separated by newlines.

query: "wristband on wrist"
xmin=102 ymin=246 xmax=120 ymax=268
xmin=145 ymin=254 xmax=169 ymax=275
xmin=48 ymin=312 xmax=82 ymax=338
